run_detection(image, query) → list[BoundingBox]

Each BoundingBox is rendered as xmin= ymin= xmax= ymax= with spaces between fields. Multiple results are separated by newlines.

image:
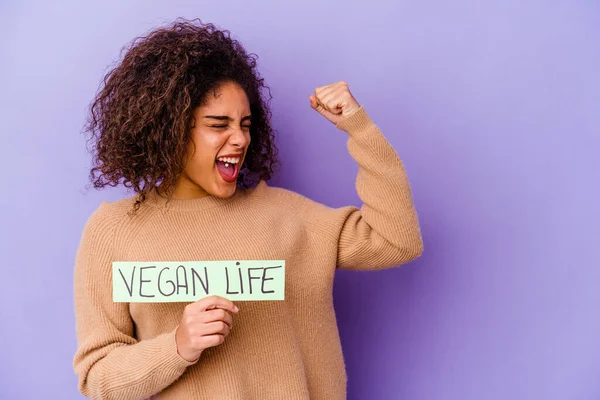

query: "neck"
xmin=165 ymin=176 xmax=210 ymax=200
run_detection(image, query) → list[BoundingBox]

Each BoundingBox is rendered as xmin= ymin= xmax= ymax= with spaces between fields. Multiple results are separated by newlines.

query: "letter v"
xmin=118 ymin=266 xmax=136 ymax=297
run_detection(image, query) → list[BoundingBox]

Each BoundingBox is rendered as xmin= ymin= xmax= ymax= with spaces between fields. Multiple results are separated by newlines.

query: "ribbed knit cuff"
xmin=335 ymin=106 xmax=376 ymax=134
xmin=155 ymin=327 xmax=199 ymax=371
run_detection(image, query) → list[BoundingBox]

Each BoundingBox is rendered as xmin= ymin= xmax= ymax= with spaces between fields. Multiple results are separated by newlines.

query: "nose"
xmin=229 ymin=127 xmax=250 ymax=148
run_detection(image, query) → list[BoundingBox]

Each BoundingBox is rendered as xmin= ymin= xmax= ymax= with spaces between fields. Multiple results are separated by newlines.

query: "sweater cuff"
xmin=156 ymin=327 xmax=199 ymax=371
xmin=335 ymin=106 xmax=376 ymax=134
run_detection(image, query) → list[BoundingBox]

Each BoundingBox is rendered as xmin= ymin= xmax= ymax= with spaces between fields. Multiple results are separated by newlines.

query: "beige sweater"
xmin=73 ymin=106 xmax=423 ymax=400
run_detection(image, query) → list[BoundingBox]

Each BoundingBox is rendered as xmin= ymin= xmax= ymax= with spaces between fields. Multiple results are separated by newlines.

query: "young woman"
xmin=73 ymin=18 xmax=423 ymax=400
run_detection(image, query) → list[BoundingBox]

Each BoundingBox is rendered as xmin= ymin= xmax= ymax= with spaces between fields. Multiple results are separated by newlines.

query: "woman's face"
xmin=174 ymin=81 xmax=252 ymax=199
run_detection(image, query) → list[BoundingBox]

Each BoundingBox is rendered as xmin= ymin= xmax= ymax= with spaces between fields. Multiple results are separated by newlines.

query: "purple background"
xmin=1 ymin=1 xmax=599 ymax=399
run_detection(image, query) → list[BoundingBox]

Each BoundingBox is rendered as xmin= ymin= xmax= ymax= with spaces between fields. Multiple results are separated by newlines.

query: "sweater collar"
xmin=145 ymin=186 xmax=242 ymax=212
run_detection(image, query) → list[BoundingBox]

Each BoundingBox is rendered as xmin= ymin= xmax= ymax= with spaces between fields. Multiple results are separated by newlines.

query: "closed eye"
xmin=211 ymin=125 xmax=252 ymax=129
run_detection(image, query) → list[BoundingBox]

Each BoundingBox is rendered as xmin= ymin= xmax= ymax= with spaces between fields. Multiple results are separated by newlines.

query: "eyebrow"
xmin=203 ymin=115 xmax=252 ymax=122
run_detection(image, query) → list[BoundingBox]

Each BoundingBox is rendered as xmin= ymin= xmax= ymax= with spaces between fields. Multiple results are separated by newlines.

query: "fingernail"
xmin=233 ymin=306 xmax=239 ymax=312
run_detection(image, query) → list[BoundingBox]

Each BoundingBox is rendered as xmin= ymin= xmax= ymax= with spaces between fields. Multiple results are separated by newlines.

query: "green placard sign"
xmin=112 ymin=260 xmax=285 ymax=302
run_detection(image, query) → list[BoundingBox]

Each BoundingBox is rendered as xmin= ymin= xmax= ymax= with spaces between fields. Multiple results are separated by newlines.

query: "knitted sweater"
xmin=73 ymin=106 xmax=424 ymax=400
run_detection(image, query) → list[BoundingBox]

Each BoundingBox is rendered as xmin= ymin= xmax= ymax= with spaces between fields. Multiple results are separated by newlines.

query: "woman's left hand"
xmin=310 ymin=81 xmax=361 ymax=125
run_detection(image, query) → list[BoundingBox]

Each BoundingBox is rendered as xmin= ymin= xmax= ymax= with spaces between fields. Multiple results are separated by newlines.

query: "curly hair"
xmin=84 ymin=18 xmax=278 ymax=213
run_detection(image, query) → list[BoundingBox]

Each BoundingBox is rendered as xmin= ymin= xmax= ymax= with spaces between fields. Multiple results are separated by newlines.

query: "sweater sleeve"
xmin=73 ymin=202 xmax=196 ymax=400
xmin=333 ymin=106 xmax=424 ymax=270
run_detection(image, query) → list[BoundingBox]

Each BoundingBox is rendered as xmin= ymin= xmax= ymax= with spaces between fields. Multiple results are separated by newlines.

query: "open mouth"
xmin=216 ymin=155 xmax=242 ymax=183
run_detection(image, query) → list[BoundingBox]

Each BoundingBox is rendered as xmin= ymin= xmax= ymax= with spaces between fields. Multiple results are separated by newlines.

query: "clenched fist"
xmin=309 ymin=81 xmax=361 ymax=125
xmin=175 ymin=295 xmax=239 ymax=362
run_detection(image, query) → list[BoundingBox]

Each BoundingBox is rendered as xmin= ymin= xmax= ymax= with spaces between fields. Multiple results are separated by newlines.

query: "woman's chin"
xmin=210 ymin=182 xmax=237 ymax=198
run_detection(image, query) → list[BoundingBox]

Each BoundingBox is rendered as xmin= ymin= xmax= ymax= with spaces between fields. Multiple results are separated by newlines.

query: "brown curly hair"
xmin=84 ymin=18 xmax=278 ymax=212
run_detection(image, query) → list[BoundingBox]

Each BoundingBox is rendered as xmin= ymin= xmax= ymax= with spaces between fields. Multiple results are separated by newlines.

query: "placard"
xmin=112 ymin=260 xmax=285 ymax=302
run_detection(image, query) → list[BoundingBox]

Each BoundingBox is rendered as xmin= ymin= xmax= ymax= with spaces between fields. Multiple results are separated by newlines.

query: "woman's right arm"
xmin=73 ymin=203 xmax=196 ymax=400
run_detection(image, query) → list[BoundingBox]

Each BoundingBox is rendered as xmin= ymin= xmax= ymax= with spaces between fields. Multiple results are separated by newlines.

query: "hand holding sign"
xmin=175 ymin=295 xmax=239 ymax=362
xmin=112 ymin=260 xmax=284 ymax=362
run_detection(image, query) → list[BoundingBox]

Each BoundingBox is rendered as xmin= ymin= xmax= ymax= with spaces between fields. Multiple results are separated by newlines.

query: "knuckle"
xmin=204 ymin=335 xmax=221 ymax=347
xmin=205 ymin=335 xmax=215 ymax=344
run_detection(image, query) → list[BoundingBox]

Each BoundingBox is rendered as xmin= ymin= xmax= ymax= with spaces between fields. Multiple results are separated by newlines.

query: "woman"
xmin=73 ymin=18 xmax=423 ymax=400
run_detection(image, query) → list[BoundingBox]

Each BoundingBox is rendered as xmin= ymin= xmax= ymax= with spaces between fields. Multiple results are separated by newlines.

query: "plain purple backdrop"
xmin=1 ymin=1 xmax=599 ymax=399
